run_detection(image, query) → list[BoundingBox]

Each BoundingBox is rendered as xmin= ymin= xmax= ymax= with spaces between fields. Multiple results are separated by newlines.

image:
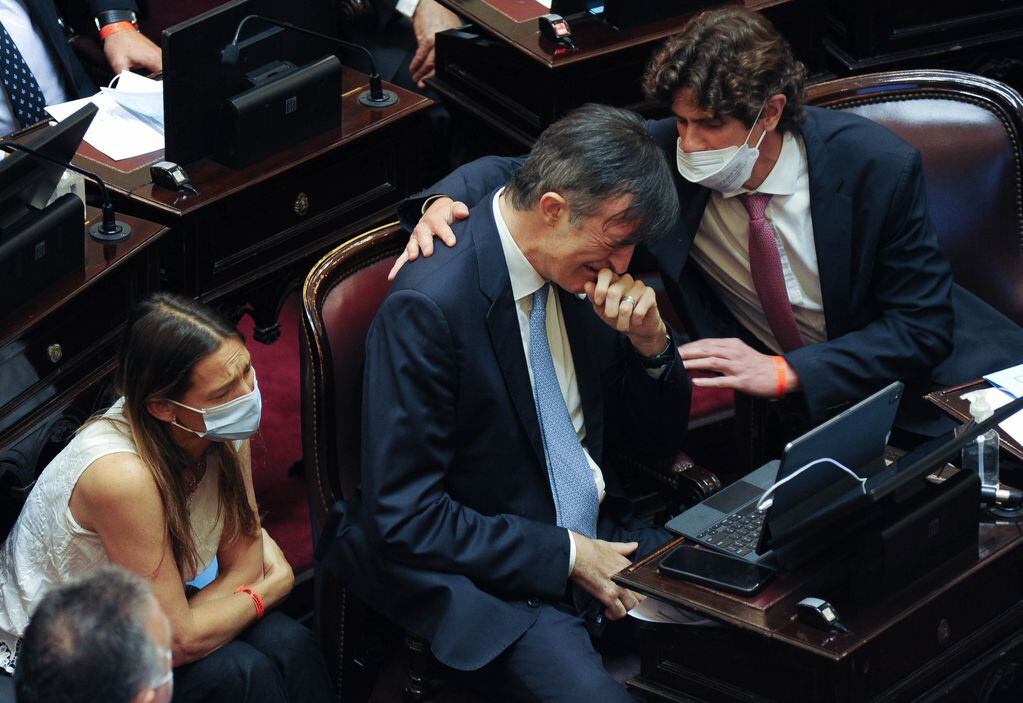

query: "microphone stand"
xmin=0 ymin=140 xmax=131 ymax=242
xmin=226 ymin=14 xmax=399 ymax=108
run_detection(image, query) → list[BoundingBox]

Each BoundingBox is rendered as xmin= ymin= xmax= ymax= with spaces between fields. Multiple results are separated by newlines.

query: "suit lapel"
xmin=476 ymin=194 xmax=546 ymax=470
xmin=801 ymin=108 xmax=853 ymax=339
xmin=558 ymin=289 xmax=604 ymax=467
xmin=648 ymin=176 xmax=711 ymax=282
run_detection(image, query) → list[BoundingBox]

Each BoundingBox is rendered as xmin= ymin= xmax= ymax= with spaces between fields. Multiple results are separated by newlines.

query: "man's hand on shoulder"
xmin=584 ymin=270 xmax=668 ymax=356
xmin=103 ymin=28 xmax=162 ymax=74
xmin=570 ymin=533 xmax=645 ymax=620
xmin=388 ymin=196 xmax=469 ymax=280
xmin=679 ymin=338 xmax=801 ymax=397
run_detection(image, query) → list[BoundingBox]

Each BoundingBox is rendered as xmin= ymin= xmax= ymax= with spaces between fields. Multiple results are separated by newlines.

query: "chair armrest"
xmin=615 ymin=450 xmax=722 ymax=511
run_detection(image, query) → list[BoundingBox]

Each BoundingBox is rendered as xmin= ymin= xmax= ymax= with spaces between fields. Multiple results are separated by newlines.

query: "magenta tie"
xmin=738 ymin=193 xmax=805 ymax=352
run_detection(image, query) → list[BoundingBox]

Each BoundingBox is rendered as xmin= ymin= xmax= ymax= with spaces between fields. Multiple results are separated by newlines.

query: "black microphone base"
xmin=89 ymin=220 xmax=132 ymax=243
xmin=358 ymin=89 xmax=398 ymax=108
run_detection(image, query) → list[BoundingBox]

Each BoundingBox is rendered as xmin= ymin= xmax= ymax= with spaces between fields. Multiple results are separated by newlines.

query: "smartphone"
xmin=659 ymin=544 xmax=775 ymax=595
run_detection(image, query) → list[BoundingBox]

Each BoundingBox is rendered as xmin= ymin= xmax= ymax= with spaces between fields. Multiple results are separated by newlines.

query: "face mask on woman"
xmin=169 ymin=371 xmax=262 ymax=441
xmin=676 ymin=105 xmax=767 ymax=193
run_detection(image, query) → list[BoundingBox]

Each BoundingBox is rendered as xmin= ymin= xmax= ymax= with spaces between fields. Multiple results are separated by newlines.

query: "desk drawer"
xmin=0 ymin=276 xmax=127 ymax=436
xmin=205 ymin=136 xmax=401 ymax=281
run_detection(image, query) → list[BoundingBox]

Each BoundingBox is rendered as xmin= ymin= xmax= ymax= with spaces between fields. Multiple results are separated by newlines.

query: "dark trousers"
xmin=459 ymin=525 xmax=671 ymax=703
xmin=173 ymin=612 xmax=333 ymax=703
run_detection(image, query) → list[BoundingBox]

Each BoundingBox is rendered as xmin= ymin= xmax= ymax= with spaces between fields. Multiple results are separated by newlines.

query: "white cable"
xmin=755 ymin=457 xmax=867 ymax=512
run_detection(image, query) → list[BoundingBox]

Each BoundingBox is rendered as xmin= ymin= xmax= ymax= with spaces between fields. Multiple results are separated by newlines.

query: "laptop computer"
xmin=665 ymin=381 xmax=904 ymax=567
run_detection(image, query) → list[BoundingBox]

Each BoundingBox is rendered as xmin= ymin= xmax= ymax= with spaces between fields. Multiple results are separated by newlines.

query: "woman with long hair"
xmin=0 ymin=293 xmax=333 ymax=702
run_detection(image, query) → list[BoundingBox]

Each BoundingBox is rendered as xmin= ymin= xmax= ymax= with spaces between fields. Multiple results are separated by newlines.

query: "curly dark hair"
xmin=642 ymin=8 xmax=807 ymax=132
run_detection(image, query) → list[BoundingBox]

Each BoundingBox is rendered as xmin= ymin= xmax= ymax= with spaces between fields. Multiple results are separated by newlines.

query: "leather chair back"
xmin=807 ymin=69 xmax=1023 ymax=326
xmin=301 ymin=222 xmax=406 ymax=699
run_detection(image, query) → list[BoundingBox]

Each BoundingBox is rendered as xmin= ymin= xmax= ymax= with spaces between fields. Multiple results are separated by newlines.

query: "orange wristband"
xmin=772 ymin=356 xmax=788 ymax=398
xmin=235 ymin=585 xmax=265 ymax=619
xmin=99 ymin=21 xmax=138 ymax=40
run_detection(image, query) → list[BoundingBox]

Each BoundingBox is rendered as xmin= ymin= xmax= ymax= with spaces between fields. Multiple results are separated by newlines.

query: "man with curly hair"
xmin=392 ymin=7 xmax=1023 ymax=442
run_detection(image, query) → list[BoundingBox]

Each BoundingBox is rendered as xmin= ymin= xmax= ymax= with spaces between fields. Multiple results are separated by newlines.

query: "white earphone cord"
xmin=756 ymin=457 xmax=867 ymax=512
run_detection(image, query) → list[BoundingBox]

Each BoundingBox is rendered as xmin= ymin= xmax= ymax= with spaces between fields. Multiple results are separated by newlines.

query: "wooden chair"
xmin=300 ymin=222 xmax=719 ymax=701
xmin=738 ymin=68 xmax=1023 ymax=468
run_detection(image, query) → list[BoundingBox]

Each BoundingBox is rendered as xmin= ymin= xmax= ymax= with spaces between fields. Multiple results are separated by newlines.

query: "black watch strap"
xmin=95 ymin=9 xmax=138 ymax=30
xmin=637 ymin=333 xmax=675 ymax=369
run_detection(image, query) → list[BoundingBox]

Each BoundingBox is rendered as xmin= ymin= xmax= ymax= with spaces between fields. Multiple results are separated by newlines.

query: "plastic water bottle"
xmin=962 ymin=395 xmax=1000 ymax=501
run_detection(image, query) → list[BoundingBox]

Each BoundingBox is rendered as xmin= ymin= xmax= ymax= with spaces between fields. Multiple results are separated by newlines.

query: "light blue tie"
xmin=529 ymin=284 xmax=599 ymax=538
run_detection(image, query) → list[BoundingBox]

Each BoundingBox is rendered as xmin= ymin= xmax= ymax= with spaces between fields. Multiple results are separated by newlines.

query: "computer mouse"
xmin=797 ymin=597 xmax=848 ymax=633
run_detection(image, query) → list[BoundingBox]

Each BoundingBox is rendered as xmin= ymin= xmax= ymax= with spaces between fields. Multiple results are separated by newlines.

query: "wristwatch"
xmin=95 ymin=9 xmax=139 ymax=39
xmin=637 ymin=333 xmax=676 ymax=369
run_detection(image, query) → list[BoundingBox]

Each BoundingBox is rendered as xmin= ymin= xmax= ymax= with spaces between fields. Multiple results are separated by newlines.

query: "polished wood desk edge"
xmin=436 ymin=0 xmax=795 ymax=68
xmin=1 ymin=211 xmax=168 ymax=347
xmin=615 ymin=522 xmax=1023 ymax=662
xmin=71 ymin=72 xmax=433 ymax=219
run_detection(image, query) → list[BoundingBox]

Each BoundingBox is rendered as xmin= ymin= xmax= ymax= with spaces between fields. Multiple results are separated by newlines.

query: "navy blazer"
xmin=399 ymin=107 xmax=1023 ymax=435
xmin=24 ymin=1 xmax=141 ymax=100
xmin=321 ymin=193 xmax=691 ymax=670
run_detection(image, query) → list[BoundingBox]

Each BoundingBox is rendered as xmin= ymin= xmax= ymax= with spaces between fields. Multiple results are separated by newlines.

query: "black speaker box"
xmin=217 ymin=54 xmax=343 ymax=168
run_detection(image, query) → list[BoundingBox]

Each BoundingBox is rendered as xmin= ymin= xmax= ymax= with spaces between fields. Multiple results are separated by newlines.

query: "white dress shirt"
xmin=688 ymin=130 xmax=827 ymax=353
xmin=0 ymin=0 xmax=68 ymax=136
xmin=493 ymin=190 xmax=605 ymax=573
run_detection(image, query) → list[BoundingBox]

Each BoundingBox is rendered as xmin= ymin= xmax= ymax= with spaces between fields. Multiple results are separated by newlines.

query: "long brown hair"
xmin=98 ymin=293 xmax=260 ymax=578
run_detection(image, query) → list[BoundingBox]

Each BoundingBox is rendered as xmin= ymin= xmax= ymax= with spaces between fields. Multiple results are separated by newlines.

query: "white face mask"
xmin=675 ymin=106 xmax=767 ymax=193
xmin=170 ymin=372 xmax=262 ymax=441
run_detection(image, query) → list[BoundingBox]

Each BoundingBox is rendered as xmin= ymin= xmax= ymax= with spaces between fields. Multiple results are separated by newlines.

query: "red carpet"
xmin=239 ymin=294 xmax=313 ymax=573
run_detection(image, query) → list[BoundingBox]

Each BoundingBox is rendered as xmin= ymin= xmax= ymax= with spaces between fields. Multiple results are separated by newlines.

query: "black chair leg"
xmin=402 ymin=633 xmax=435 ymax=702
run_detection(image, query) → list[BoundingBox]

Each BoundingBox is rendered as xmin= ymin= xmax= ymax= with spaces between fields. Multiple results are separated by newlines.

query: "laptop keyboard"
xmin=696 ymin=503 xmax=766 ymax=557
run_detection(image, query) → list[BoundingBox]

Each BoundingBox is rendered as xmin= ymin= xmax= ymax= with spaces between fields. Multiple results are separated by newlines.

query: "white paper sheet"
xmin=985 ymin=362 xmax=1023 ymax=399
xmin=961 ymin=387 xmax=1023 ymax=446
xmin=99 ymin=71 xmax=164 ymax=131
xmin=45 ymin=72 xmax=164 ymax=161
xmin=628 ymin=597 xmax=719 ymax=626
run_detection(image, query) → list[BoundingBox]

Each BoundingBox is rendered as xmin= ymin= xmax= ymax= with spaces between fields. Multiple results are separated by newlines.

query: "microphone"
xmin=225 ymin=14 xmax=398 ymax=109
xmin=0 ymin=140 xmax=132 ymax=242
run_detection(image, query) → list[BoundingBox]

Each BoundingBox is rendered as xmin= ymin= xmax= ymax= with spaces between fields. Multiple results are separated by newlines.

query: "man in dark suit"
xmin=391 ymin=8 xmax=1023 ymax=440
xmin=322 ymin=104 xmax=690 ymax=699
xmin=1 ymin=1 xmax=161 ymax=135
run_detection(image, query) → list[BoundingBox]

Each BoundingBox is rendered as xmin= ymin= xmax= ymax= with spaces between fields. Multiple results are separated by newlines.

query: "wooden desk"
xmin=72 ymin=70 xmax=432 ymax=342
xmin=615 ymin=525 xmax=1023 ymax=701
xmin=0 ymin=211 xmax=168 ymax=533
xmin=430 ymin=0 xmax=809 ymax=149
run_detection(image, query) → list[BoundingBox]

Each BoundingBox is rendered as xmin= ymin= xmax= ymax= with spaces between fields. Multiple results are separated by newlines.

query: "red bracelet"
xmin=99 ymin=21 xmax=138 ymax=40
xmin=235 ymin=585 xmax=265 ymax=619
xmin=771 ymin=356 xmax=788 ymax=399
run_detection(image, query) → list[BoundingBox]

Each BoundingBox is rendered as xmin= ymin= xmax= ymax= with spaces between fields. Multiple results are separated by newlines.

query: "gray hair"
xmin=505 ymin=103 xmax=680 ymax=244
xmin=15 ymin=566 xmax=166 ymax=703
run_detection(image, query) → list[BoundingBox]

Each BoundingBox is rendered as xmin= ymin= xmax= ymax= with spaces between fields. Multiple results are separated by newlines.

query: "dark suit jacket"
xmin=321 ymin=192 xmax=691 ymax=670
xmin=26 ymin=0 xmax=141 ymax=99
xmin=399 ymin=107 xmax=1023 ymax=435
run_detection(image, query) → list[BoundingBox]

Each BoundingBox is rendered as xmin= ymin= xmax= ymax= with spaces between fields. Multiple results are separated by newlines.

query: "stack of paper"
xmin=45 ymin=71 xmax=163 ymax=161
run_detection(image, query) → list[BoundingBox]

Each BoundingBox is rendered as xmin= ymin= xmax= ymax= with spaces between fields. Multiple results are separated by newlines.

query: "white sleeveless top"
xmin=0 ymin=399 xmax=226 ymax=673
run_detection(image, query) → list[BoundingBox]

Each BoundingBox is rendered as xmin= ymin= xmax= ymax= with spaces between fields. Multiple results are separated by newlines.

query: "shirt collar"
xmin=492 ymin=188 xmax=546 ymax=302
xmin=722 ymin=130 xmax=802 ymax=199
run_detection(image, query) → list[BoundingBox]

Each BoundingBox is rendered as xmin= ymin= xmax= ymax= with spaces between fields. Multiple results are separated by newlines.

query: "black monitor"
xmin=866 ymin=393 xmax=1023 ymax=502
xmin=162 ymin=0 xmax=332 ymax=165
xmin=0 ymin=103 xmax=96 ymax=232
xmin=762 ymin=393 xmax=1023 ymax=569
